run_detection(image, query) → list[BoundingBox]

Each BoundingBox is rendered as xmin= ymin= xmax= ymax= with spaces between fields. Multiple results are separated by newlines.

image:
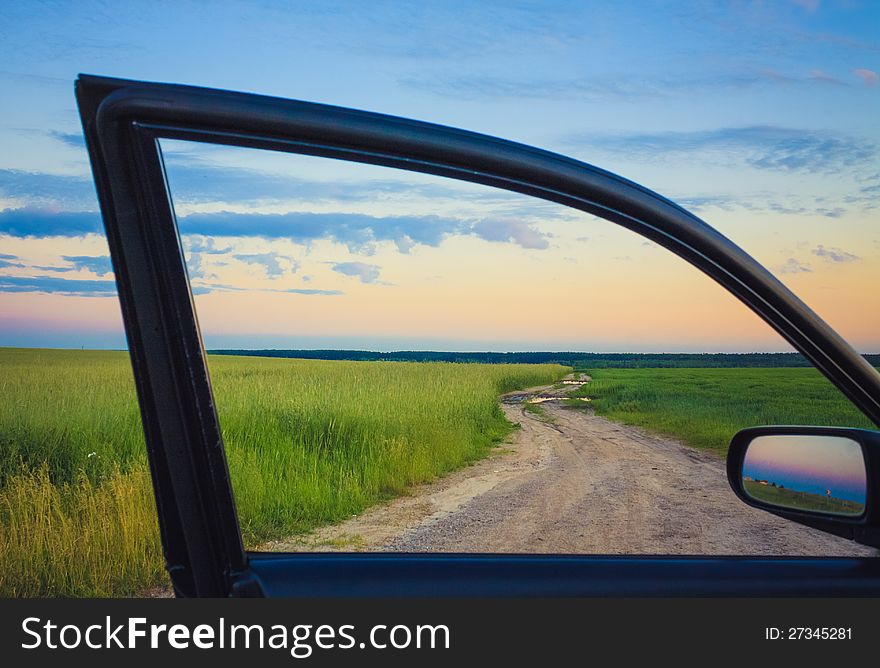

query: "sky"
xmin=743 ymin=434 xmax=867 ymax=503
xmin=0 ymin=0 xmax=878 ymax=352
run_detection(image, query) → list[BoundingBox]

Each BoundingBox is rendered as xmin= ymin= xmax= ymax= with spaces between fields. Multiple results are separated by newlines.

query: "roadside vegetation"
xmin=567 ymin=367 xmax=876 ymax=453
xmin=743 ymin=480 xmax=863 ymax=516
xmin=0 ymin=347 xmax=565 ymax=596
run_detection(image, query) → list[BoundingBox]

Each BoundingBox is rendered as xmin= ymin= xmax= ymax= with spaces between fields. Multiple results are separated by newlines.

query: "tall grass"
xmin=0 ymin=465 xmax=163 ymax=597
xmin=212 ymin=356 xmax=566 ymax=540
xmin=570 ymin=367 xmax=876 ymax=453
xmin=0 ymin=347 xmax=566 ymax=596
xmin=0 ymin=348 xmax=145 ymax=486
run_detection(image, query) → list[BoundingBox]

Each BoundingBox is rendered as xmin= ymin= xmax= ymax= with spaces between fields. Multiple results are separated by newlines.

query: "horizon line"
xmin=3 ymin=346 xmax=879 ymax=356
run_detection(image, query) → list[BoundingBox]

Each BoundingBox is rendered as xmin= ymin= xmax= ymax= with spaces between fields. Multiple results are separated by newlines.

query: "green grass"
xmin=567 ymin=367 xmax=877 ymax=454
xmin=5 ymin=351 xmax=876 ymax=596
xmin=0 ymin=347 xmax=566 ymax=597
xmin=743 ymin=480 xmax=863 ymax=516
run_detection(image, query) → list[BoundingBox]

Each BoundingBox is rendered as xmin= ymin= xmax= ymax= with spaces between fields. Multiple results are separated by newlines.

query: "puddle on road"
xmin=503 ymin=394 xmax=592 ymax=404
xmin=502 ymin=377 xmax=592 ymax=406
xmin=525 ymin=396 xmax=592 ymax=404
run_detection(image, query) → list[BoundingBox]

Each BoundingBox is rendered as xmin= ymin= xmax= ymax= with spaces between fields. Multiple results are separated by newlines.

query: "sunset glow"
xmin=1 ymin=1 xmax=878 ymax=352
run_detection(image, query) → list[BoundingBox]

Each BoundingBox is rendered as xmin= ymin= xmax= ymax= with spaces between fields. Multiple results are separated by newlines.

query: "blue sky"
xmin=0 ymin=0 xmax=878 ymax=351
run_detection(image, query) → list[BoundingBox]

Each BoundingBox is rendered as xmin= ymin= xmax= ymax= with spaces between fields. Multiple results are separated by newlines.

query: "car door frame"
xmin=75 ymin=74 xmax=880 ymax=597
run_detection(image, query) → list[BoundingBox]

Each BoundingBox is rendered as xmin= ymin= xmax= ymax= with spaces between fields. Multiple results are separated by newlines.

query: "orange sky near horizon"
xmin=2 ymin=215 xmax=877 ymax=353
xmin=2 ymin=143 xmax=878 ymax=353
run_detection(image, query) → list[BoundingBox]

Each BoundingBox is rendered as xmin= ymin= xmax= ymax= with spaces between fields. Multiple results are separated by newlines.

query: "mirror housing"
xmin=727 ymin=426 xmax=880 ymax=549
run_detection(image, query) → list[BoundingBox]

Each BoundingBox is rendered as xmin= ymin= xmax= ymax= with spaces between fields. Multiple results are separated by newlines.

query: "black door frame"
xmin=76 ymin=75 xmax=880 ymax=597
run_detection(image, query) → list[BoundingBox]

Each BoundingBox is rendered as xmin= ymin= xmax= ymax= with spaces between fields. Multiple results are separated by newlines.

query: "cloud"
xmin=808 ymin=69 xmax=845 ymax=85
xmin=757 ymin=67 xmax=867 ymax=87
xmin=279 ymin=288 xmax=341 ymax=295
xmin=571 ymin=126 xmax=875 ymax=174
xmin=234 ymin=252 xmax=294 ymax=278
xmin=400 ymin=72 xmax=770 ymax=102
xmin=779 ymin=258 xmax=812 ymax=274
xmin=812 ymin=245 xmax=859 ymax=263
xmin=808 ymin=206 xmax=846 ymax=218
xmin=0 ymin=275 xmax=116 ymax=296
xmin=1 ymin=205 xmax=555 ymax=253
xmin=182 ymin=235 xmax=229 ymax=255
xmin=61 ymin=255 xmax=112 ymax=275
xmin=471 ymin=218 xmax=550 ymax=249
xmin=758 ymin=69 xmax=797 ymax=83
xmin=854 ymin=68 xmax=879 ymax=86
xmin=185 ymin=252 xmax=215 ymax=281
xmin=401 ymin=58 xmax=876 ymax=103
xmin=675 ymin=193 xmax=845 ymax=218
xmin=674 ymin=195 xmax=743 ymax=213
xmin=0 ymin=246 xmax=331 ymax=298
xmin=0 ymin=207 xmax=102 ymax=236
xmin=176 ymin=211 xmax=483 ymax=253
xmin=0 ymin=206 xmax=465 ymax=249
xmin=48 ymin=131 xmax=86 ymax=149
xmin=31 ymin=265 xmax=75 ymax=273
xmin=0 ymin=170 xmax=96 ymax=210
xmin=0 ymin=253 xmax=25 ymax=269
xmin=191 ymin=282 xmax=341 ymax=296
xmin=331 ymin=261 xmax=382 ymax=284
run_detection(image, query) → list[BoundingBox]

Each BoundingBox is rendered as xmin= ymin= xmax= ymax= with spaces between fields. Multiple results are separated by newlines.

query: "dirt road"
xmin=267 ymin=376 xmax=875 ymax=556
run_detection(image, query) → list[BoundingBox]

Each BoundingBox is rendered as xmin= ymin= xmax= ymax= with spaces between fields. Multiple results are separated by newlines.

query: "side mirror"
xmin=727 ymin=426 xmax=880 ymax=548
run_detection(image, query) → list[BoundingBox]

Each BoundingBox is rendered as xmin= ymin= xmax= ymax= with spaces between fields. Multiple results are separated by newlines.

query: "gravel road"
xmin=267 ymin=377 xmax=875 ymax=556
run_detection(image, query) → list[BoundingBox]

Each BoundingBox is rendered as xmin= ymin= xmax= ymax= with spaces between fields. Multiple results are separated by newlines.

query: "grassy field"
xmin=743 ymin=480 xmax=864 ymax=516
xmin=4 ymin=350 xmax=877 ymax=596
xmin=567 ymin=367 xmax=877 ymax=453
xmin=0 ymin=347 xmax=566 ymax=596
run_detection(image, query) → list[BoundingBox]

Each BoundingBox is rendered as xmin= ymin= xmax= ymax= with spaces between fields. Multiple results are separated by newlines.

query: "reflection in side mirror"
xmin=741 ymin=434 xmax=867 ymax=517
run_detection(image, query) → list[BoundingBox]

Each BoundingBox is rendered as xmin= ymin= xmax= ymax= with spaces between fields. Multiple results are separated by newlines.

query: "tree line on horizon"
xmin=209 ymin=350 xmax=880 ymax=368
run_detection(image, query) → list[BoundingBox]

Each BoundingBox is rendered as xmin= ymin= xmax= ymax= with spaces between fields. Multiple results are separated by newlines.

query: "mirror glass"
xmin=742 ymin=434 xmax=867 ymax=516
